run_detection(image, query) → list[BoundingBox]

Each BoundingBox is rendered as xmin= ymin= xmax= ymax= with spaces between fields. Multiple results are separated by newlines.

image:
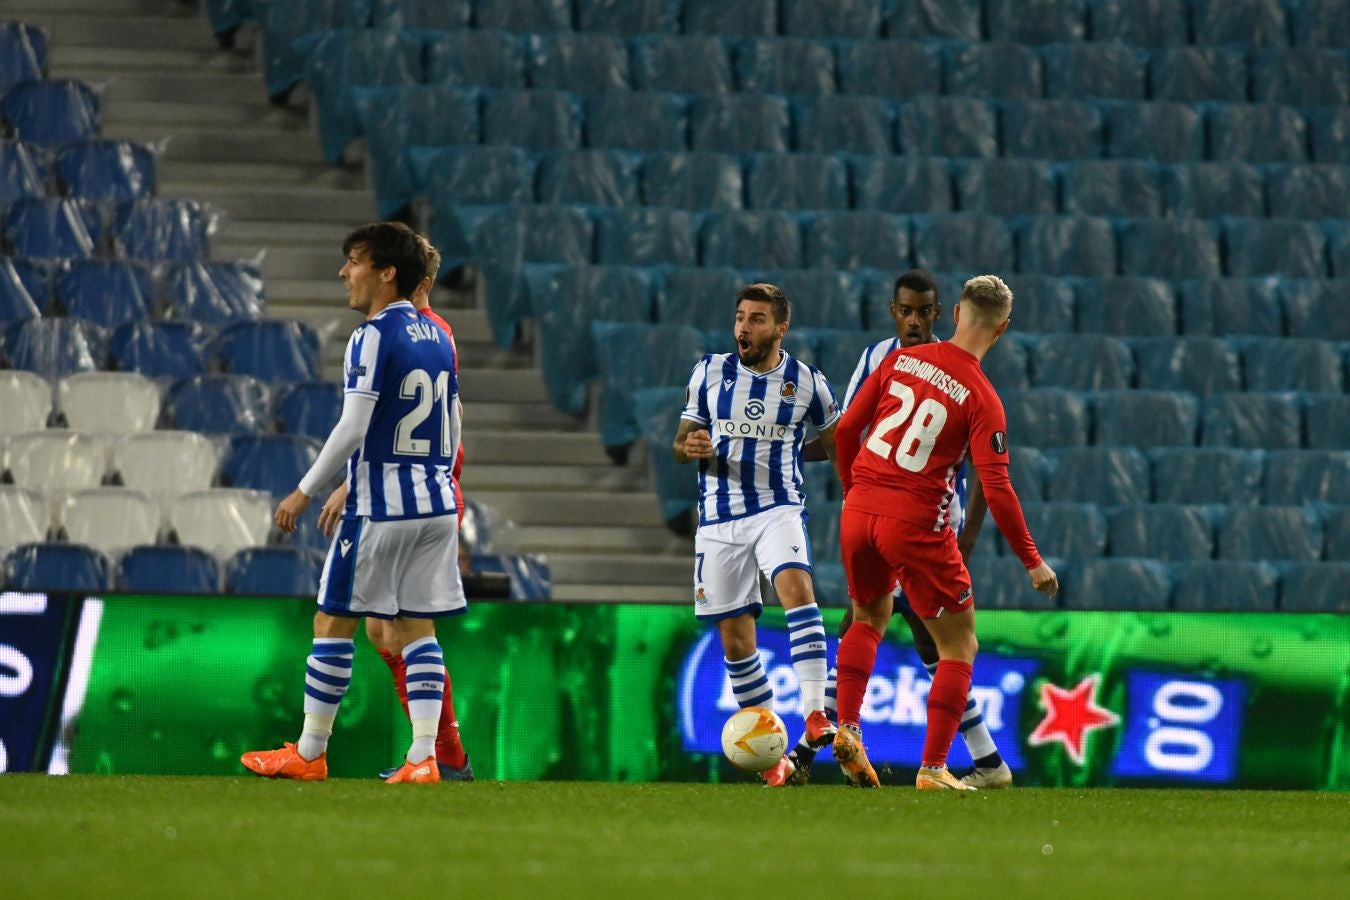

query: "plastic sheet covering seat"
xmin=1279 ymin=563 xmax=1350 ymax=613
xmin=526 ymin=33 xmax=630 ymax=92
xmin=1178 ymin=278 xmax=1281 ymax=337
xmin=585 ymin=91 xmax=687 ymax=152
xmin=424 ymin=29 xmax=523 ymax=89
xmin=56 ymin=372 xmax=159 ymax=436
xmin=981 ymin=334 xmax=1030 ymax=388
xmin=967 ymin=557 xmax=1060 ymax=609
xmin=356 ymin=86 xmax=481 ymax=218
xmin=0 ymin=23 xmax=46 ymax=88
xmin=370 ymin=0 xmax=468 ymax=28
xmin=169 ymin=488 xmax=273 ymax=559
xmin=0 ymin=258 xmax=40 ymax=324
xmin=735 ymin=38 xmax=836 ymax=95
xmin=3 ymin=198 xmax=101 ymax=259
xmin=225 ymin=546 xmax=323 ymax=596
xmin=164 ymin=374 xmax=272 ymax=435
xmin=1065 ymin=559 xmax=1170 ymax=610
xmin=805 ymin=211 xmax=909 ymax=272
xmin=912 ymin=214 xmax=1012 ymax=274
xmin=944 ymin=41 xmax=1042 ymax=100
xmin=1088 ymin=0 xmax=1188 ymax=46
xmin=412 ymin=145 xmax=532 ymax=211
xmin=1031 ymin=334 xmax=1133 ymax=390
xmin=1017 ymin=216 xmax=1116 ymax=277
xmin=1221 ymin=506 xmax=1323 ymax=562
xmin=1264 ymin=450 xmax=1350 ymax=505
xmin=1132 ymin=336 xmax=1241 ymax=394
xmin=641 ymin=152 xmax=740 ymax=210
xmin=592 ymin=322 xmax=706 ymax=448
xmin=1210 ymin=105 xmax=1308 ymax=163
xmin=115 ymin=199 xmax=213 ymax=263
xmin=595 ymin=207 xmax=698 ymax=267
xmin=1226 ymin=219 xmax=1327 ymax=279
xmin=804 ymin=497 xmax=842 ymax=562
xmin=1076 ymin=277 xmax=1177 ymax=335
xmin=986 ymin=0 xmax=1086 ymax=43
xmin=1242 ymin=337 xmax=1342 ymax=393
xmin=59 ymin=487 xmax=159 ymax=555
xmin=0 ymin=80 xmax=100 ymax=147
xmin=215 ymin=320 xmax=321 ymax=384
xmin=54 ymin=140 xmax=156 ymax=202
xmin=534 ymin=149 xmax=632 ymax=206
xmin=220 ymin=434 xmax=322 ymax=500
xmin=1021 ymin=503 xmax=1106 ymax=558
xmin=683 ymin=0 xmax=776 ymax=35
xmin=1148 ymin=48 xmax=1249 ymax=102
xmin=2 ymin=429 xmax=105 ymax=492
xmin=1046 ymin=446 xmax=1149 ymax=505
xmin=898 ymin=97 xmax=997 ymax=158
xmin=112 ymin=431 xmax=218 ymax=501
xmin=1092 ymin=390 xmax=1198 ymax=447
xmin=0 ymin=140 xmax=46 ymax=205
xmin=836 ymin=40 xmax=940 ymax=97
xmin=1171 ymin=561 xmax=1279 ymax=611
xmin=1253 ymin=49 xmax=1350 ymax=105
xmin=1311 ymin=108 xmax=1350 ymax=163
xmin=275 ymin=381 xmax=343 ymax=441
xmin=852 ymin=157 xmax=951 ymax=214
xmin=1162 ymin=163 xmax=1266 ymax=218
xmin=1000 ymin=389 xmax=1088 ymax=447
xmin=781 ymin=0 xmax=881 ymax=37
xmin=0 ymin=370 xmax=50 ymax=438
xmin=1150 ymin=447 xmax=1263 ymax=505
xmin=1303 ymin=394 xmax=1350 ymax=451
xmin=1267 ymin=164 xmax=1350 ymax=220
xmin=633 ymin=386 xmax=700 ymax=523
xmin=1062 ymin=161 xmax=1161 ymax=218
xmin=753 ymin=270 xmax=863 ymax=330
xmin=1193 ymin=0 xmax=1289 ymax=47
xmin=476 ymin=0 xmax=571 ymax=30
xmin=1108 ymin=505 xmax=1213 ymax=561
xmin=118 ymin=544 xmax=221 ymax=594
xmin=2 ymin=542 xmax=110 ymax=592
xmin=700 ymin=211 xmax=801 ymax=270
xmin=814 ymin=328 xmax=891 ymax=397
xmin=746 ymin=153 xmax=846 ymax=211
xmin=52 ymin=259 xmax=153 ymax=328
xmin=1106 ymin=101 xmax=1203 ymax=162
xmin=1007 ymin=446 xmax=1047 ymax=501
xmin=689 ymin=94 xmax=790 ymax=154
xmin=164 ymin=260 xmax=264 ymax=325
xmin=1281 ymin=277 xmax=1350 ymax=339
xmin=1292 ymin=0 xmax=1350 ymax=47
xmin=1002 ymin=100 xmax=1103 ymax=159
xmin=108 ymin=320 xmax=209 ymax=380
xmin=3 ymin=318 xmax=106 ymax=380
xmin=1201 ymin=392 xmax=1301 ymax=449
xmin=1327 ymin=507 xmax=1350 ymax=560
xmin=524 ymin=264 xmax=653 ymax=414
xmin=256 ymin=0 xmax=372 ymax=99
xmin=0 ymin=486 xmax=47 ymax=551
xmin=653 ymin=267 xmax=743 ymax=328
xmin=955 ymin=160 xmax=1056 ymax=217
xmin=482 ymin=89 xmax=582 ymax=151
xmin=631 ymin=35 xmax=733 ymax=94
xmin=575 ymin=0 xmax=678 ymax=33
xmin=1002 ymin=275 xmax=1075 ymax=332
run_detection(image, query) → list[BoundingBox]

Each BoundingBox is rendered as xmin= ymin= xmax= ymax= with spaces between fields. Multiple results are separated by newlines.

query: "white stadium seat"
xmin=58 ymin=372 xmax=161 ymax=435
xmin=0 ymin=371 xmax=51 ymax=438
xmin=2 ymin=430 xmax=106 ymax=493
xmin=0 ymin=485 xmax=50 ymax=551
xmin=170 ymin=488 xmax=273 ymax=558
xmin=60 ymin=487 xmax=161 ymax=555
xmin=112 ymin=430 xmax=218 ymax=500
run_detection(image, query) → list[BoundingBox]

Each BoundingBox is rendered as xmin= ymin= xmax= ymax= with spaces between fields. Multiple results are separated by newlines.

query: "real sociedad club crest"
xmin=780 ymin=381 xmax=796 ymax=403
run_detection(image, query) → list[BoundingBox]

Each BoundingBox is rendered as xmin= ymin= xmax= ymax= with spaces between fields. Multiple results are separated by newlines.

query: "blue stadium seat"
xmin=1179 ymin=279 xmax=1282 ymax=337
xmin=1210 ymin=105 xmax=1308 ymax=163
xmin=1000 ymin=389 xmax=1089 ymax=447
xmin=220 ymin=434 xmax=320 ymax=499
xmin=754 ymin=270 xmax=863 ymax=330
xmin=836 ymin=40 xmax=941 ymax=97
xmin=982 ymin=335 xmax=1031 ymax=389
xmin=1121 ymin=219 xmax=1222 ymax=279
xmin=987 ymin=0 xmax=1085 ymax=43
xmin=1201 ymin=392 xmax=1302 ymax=449
xmin=1133 ymin=337 xmax=1242 ymax=394
xmin=782 ymin=0 xmax=881 ymax=37
xmin=1016 ymin=216 xmax=1116 ymax=277
xmin=468 ymin=204 xmax=594 ymax=266
xmin=1193 ymin=0 xmax=1290 ymax=47
xmin=592 ymin=322 xmax=706 ymax=447
xmin=1022 ymin=503 xmax=1107 ymax=558
xmin=746 ymin=154 xmax=845 ymax=211
xmin=633 ymin=386 xmax=700 ymax=522
xmin=1328 ymin=507 xmax=1350 ymax=560
xmin=1243 ymin=337 xmax=1343 ymax=393
xmin=215 ymin=320 xmax=320 ymax=385
xmin=527 ymin=33 xmax=630 ymax=92
xmin=424 ymin=29 xmax=525 ymax=89
xmin=371 ymin=0 xmax=469 ymax=28
xmin=700 ymin=211 xmax=801 ymax=270
xmin=576 ymin=0 xmax=680 ymax=34
xmin=968 ymin=557 xmax=1061 ymax=609
xmin=852 ymin=157 xmax=952 ymax=213
xmin=1225 ymin=220 xmax=1327 ymax=278
xmin=813 ymin=327 xmax=890 ymax=394
xmin=912 ymin=214 xmax=1013 ymax=274
xmin=805 ymin=497 xmax=842 ymax=562
xmin=4 ymin=198 xmax=101 ymax=259
xmin=256 ymin=0 xmax=372 ymax=99
xmin=1066 ymin=559 xmax=1169 ymax=610
xmin=1310 ymin=107 xmax=1350 ymax=163
xmin=1148 ymin=48 xmax=1249 ymax=103
xmin=226 ymin=547 xmax=324 ymax=596
xmin=53 ymin=260 xmax=153 ymax=328
xmin=53 ymin=140 xmax=155 ymax=202
xmin=275 ymin=381 xmax=342 ymax=441
xmin=1304 ymin=394 xmax=1350 ymax=451
xmin=413 ymin=145 xmax=533 ymax=210
xmin=0 ymin=23 xmax=46 ymax=88
xmin=1253 ymin=49 xmax=1349 ymax=105
xmin=1279 ymin=563 xmax=1350 ymax=613
xmin=1046 ymin=447 xmax=1149 ymax=505
xmin=884 ymin=0 xmax=979 ymax=39
xmin=114 ymin=199 xmax=212 ymax=263
xmin=1008 ymin=446 xmax=1047 ymax=501
xmin=3 ymin=317 xmax=105 ymax=380
xmin=108 ymin=321 xmax=209 ymax=380
xmin=641 ymin=152 xmax=740 ymax=210
xmin=1220 ymin=506 xmax=1323 ymax=562
xmin=3 ymin=542 xmax=110 ymax=592
xmin=631 ymin=35 xmax=733 ymax=94
xmin=1150 ymin=447 xmax=1264 ymax=505
xmin=1003 ymin=275 xmax=1075 ymax=332
xmin=1076 ymin=277 xmax=1177 ymax=335
xmin=117 ymin=545 xmax=221 ymax=594
xmin=1031 ymin=334 xmax=1133 ymax=389
xmin=476 ymin=0 xmax=572 ymax=30
xmin=684 ymin=0 xmax=775 ymax=34
xmin=0 ymin=258 xmax=40 ymax=323
xmin=357 ymin=86 xmax=480 ymax=217
xmin=794 ymin=96 xmax=893 ymax=155
xmin=1092 ymin=390 xmax=1199 ymax=447
xmin=1106 ymin=101 xmax=1203 ymax=162
xmin=0 ymin=80 xmax=100 ymax=147
xmin=804 ymin=211 xmax=909 ymax=272
xmin=1334 ymin=227 xmax=1350 ymax=277
xmin=1002 ymin=100 xmax=1103 ymax=159
xmin=1043 ymin=42 xmax=1146 ymax=99
xmin=1265 ymin=450 xmax=1350 ymax=505
xmin=689 ymin=94 xmax=790 ymax=154
xmin=735 ymin=38 xmax=836 ymax=94
xmin=164 ymin=261 xmax=264 ymax=325
xmin=1109 ymin=505 xmax=1213 ymax=561
xmin=585 ymin=91 xmax=686 ymax=152
xmin=595 ymin=208 xmax=699 ymax=266
xmin=537 ymin=149 xmax=637 ymax=207
xmin=1062 ymin=161 xmax=1161 ymax=218
xmin=0 ymin=140 xmax=44 ymax=205
xmin=1162 ymin=163 xmax=1266 ymax=218
xmin=482 ymin=90 xmax=582 ymax=151
xmin=654 ymin=267 xmax=743 ymax=327
xmin=898 ymin=97 xmax=997 ymax=158
xmin=1088 ymin=0 xmax=1187 ymax=46
xmin=943 ymin=42 xmax=1042 ymax=100
xmin=1267 ymin=164 xmax=1349 ymax=220
xmin=955 ymin=160 xmax=1057 ymax=217
xmin=1291 ymin=0 xmax=1350 ymax=47
xmin=164 ymin=374 xmax=271 ymax=435
xmin=1171 ymin=561 xmax=1279 ymax=611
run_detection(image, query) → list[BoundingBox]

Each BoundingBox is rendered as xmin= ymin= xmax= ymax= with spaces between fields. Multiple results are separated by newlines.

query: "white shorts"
xmin=317 ymin=514 xmax=467 ymax=620
xmin=693 ymin=504 xmax=812 ymax=622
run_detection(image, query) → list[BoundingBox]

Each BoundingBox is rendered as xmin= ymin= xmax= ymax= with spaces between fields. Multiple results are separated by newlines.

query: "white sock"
xmin=785 ymin=603 xmax=828 ymax=714
xmin=403 ymin=636 xmax=445 ymax=763
xmin=296 ymin=638 xmax=354 ymax=760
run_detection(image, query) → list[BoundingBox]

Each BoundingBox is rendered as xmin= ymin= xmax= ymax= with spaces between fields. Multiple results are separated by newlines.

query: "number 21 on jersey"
xmin=394 ymin=368 xmax=454 ymax=457
xmin=865 ymin=382 xmax=948 ymax=472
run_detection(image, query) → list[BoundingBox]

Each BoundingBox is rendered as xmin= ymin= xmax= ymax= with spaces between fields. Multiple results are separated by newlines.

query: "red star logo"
xmin=1028 ymin=673 xmax=1120 ymax=766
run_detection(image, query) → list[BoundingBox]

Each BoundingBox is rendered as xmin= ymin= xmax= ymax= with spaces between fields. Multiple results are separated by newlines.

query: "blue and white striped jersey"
xmin=342 ymin=300 xmax=461 ymax=522
xmin=681 ymin=350 xmax=840 ymax=526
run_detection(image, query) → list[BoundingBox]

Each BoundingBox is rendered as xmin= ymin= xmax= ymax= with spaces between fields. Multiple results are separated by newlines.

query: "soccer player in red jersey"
xmin=831 ymin=275 xmax=1058 ymax=790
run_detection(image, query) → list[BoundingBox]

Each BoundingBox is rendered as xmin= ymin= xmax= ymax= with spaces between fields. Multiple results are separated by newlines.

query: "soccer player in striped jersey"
xmin=786 ymin=270 xmax=1012 ymax=789
xmin=673 ymin=282 xmax=843 ymax=787
xmin=242 ymin=222 xmax=465 ymax=784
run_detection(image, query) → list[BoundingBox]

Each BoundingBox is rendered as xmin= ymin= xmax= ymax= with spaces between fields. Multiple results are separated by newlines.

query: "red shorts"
xmin=840 ymin=507 xmax=973 ymax=619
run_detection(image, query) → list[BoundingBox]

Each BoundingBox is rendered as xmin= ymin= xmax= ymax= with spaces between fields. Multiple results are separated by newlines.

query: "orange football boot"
xmin=832 ymin=726 xmax=880 ymax=788
xmin=240 ymin=742 xmax=327 ymax=781
xmin=385 ymin=755 xmax=442 ymax=784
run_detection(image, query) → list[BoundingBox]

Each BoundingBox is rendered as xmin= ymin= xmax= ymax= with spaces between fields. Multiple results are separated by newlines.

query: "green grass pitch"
xmin=1 ymin=776 xmax=1346 ymax=898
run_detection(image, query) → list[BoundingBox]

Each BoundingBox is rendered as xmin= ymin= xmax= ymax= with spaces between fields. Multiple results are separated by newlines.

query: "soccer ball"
xmin=720 ymin=706 xmax=788 ymax=773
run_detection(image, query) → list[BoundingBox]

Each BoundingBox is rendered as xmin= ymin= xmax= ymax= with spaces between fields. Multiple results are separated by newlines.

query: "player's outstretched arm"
xmin=673 ymin=418 xmax=714 ymax=464
xmin=956 ymin=462 xmax=988 ymax=562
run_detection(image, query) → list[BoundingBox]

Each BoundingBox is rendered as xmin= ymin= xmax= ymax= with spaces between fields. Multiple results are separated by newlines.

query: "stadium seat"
xmin=592 ymin=322 xmax=706 ymax=447
xmin=357 ymin=87 xmax=482 ymax=217
xmin=56 ymin=372 xmax=159 ymax=436
xmin=114 ymin=199 xmax=213 ymax=263
xmin=1304 ymin=394 xmax=1350 ymax=451
xmin=0 ymin=140 xmax=44 ymax=206
xmin=1008 ymin=446 xmax=1047 ymax=501
xmin=1002 ymin=275 xmax=1075 ymax=332
xmin=482 ymin=89 xmax=582 ymax=151
xmin=1088 ymin=0 xmax=1188 ymax=46
xmin=412 ymin=145 xmax=533 ymax=210
xmin=689 ymin=94 xmax=790 ymax=154
xmin=1178 ymin=279 xmax=1282 ymax=337
xmin=164 ymin=374 xmax=272 ymax=435
xmin=1046 ymin=447 xmax=1149 ymax=505
xmin=746 ymin=154 xmax=846 ymax=211
xmin=1327 ymin=507 xmax=1350 ymax=561
xmin=54 ymin=139 xmax=155 ymax=203
xmin=586 ymin=92 xmax=687 ymax=152
xmin=1031 ymin=334 xmax=1133 ymax=390
xmin=982 ymin=334 xmax=1031 ymax=389
xmin=987 ymin=0 xmax=1086 ymax=43
xmin=1227 ymin=220 xmax=1327 ymax=278
xmin=1193 ymin=0 xmax=1289 ymax=47
xmin=1279 ymin=563 xmax=1350 ymax=613
xmin=754 ymin=271 xmax=863 ymax=331
xmin=536 ymin=149 xmax=635 ymax=206
xmin=852 ymin=157 xmax=952 ymax=214
xmin=1242 ymin=338 xmax=1343 ymax=393
xmin=3 ymin=318 xmax=106 ymax=380
xmin=1066 ymin=558 xmax=1169 ymax=610
xmin=169 ymin=488 xmax=273 ymax=559
xmin=2 ymin=542 xmax=110 ymax=593
xmin=59 ymin=487 xmax=160 ymax=555
xmin=226 ymin=546 xmax=323 ymax=596
xmin=256 ymin=0 xmax=372 ymax=99
xmin=1062 ymin=161 xmax=1161 ymax=218
xmin=371 ymin=0 xmax=469 ymax=28
xmin=1201 ymin=392 xmax=1302 ymax=449
xmin=1151 ymin=447 xmax=1264 ymax=505
xmin=898 ymin=97 xmax=997 ymax=158
xmin=0 ymin=80 xmax=100 ymax=147
xmin=1309 ymin=107 xmax=1350 ymax=163
xmin=1210 ymin=105 xmax=1308 ymax=163
xmin=1163 ymin=163 xmax=1267 ymax=220
xmin=595 ymin=208 xmax=699 ymax=267
xmin=653 ymin=268 xmax=743 ymax=328
xmin=1022 ymin=503 xmax=1107 ymax=558
xmin=0 ymin=370 xmax=50 ymax=438
xmin=944 ymin=41 xmax=1042 ymax=100
xmin=1000 ymin=389 xmax=1088 ymax=447
xmin=1017 ymin=216 xmax=1117 ymax=277
xmin=967 ymin=557 xmax=1061 ymax=609
xmin=486 ymin=204 xmax=595 ymax=266
xmin=735 ymin=38 xmax=835 ymax=95
xmin=836 ymin=40 xmax=941 ymax=97
xmin=700 ymin=211 xmax=801 ymax=271
xmin=1220 ymin=506 xmax=1323 ymax=562
xmin=50 ymin=260 xmax=152 ymax=329
xmin=1133 ymin=337 xmax=1242 ymax=394
xmin=782 ymin=0 xmax=881 ymax=37
xmin=1267 ymin=164 xmax=1350 ymax=220
xmin=220 ymin=434 xmax=322 ymax=500
xmin=1119 ymin=219 xmax=1221 ymax=280
xmin=1093 ymin=390 xmax=1199 ymax=447
xmin=912 ymin=214 xmax=1013 ymax=274
xmin=5 ymin=258 xmax=50 ymax=314
xmin=793 ymin=97 xmax=893 ymax=156
xmin=884 ymin=0 xmax=980 ymax=39
xmin=1109 ymin=505 xmax=1213 ymax=561
xmin=1148 ymin=48 xmax=1249 ymax=103
xmin=1334 ymin=229 xmax=1350 ymax=277
xmin=578 ymin=0 xmax=680 ymax=33
xmin=955 ymin=160 xmax=1056 ymax=217
xmin=1106 ymin=101 xmax=1203 ymax=162
xmin=1171 ymin=561 xmax=1279 ymax=611
xmin=641 ymin=152 xmax=741 ymax=210
xmin=814 ymin=328 xmax=890 ymax=395
xmin=804 ymin=498 xmax=842 ymax=564
xmin=1291 ymin=0 xmax=1350 ymax=47
xmin=631 ymin=35 xmax=733 ymax=94
xmin=274 ymin=381 xmax=342 ymax=442
xmin=1076 ymin=277 xmax=1177 ymax=335
xmin=526 ymin=33 xmax=630 ymax=92
xmin=0 ymin=23 xmax=46 ymax=88
xmin=1264 ymin=450 xmax=1350 ymax=505
xmin=474 ymin=0 xmax=571 ymax=30
xmin=3 ymin=197 xmax=101 ymax=259
xmin=163 ymin=260 xmax=264 ymax=325
xmin=0 ymin=485 xmax=48 ymax=553
xmin=214 ymin=320 xmax=321 ymax=385
xmin=683 ymin=0 xmax=776 ymax=35
xmin=108 ymin=320 xmax=209 ymax=381
xmin=2 ymin=429 xmax=105 ymax=493
xmin=804 ymin=211 xmax=909 ymax=272
xmin=1002 ymin=100 xmax=1103 ymax=159
xmin=1253 ymin=49 xmax=1349 ymax=105
xmin=117 ymin=544 xmax=221 ymax=594
xmin=111 ymin=430 xmax=217 ymax=501
xmin=424 ymin=29 xmax=523 ymax=89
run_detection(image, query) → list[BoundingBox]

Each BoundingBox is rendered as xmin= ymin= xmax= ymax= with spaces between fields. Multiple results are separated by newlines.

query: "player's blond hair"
xmin=959 ymin=275 xmax=1013 ymax=326
xmin=416 ymin=235 xmax=441 ymax=283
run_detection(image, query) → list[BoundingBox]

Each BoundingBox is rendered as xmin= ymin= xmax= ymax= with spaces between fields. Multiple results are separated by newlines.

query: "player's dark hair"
xmin=893 ymin=269 xmax=940 ymax=303
xmin=342 ymin=221 xmax=425 ymax=298
xmin=737 ymin=282 xmax=790 ymax=324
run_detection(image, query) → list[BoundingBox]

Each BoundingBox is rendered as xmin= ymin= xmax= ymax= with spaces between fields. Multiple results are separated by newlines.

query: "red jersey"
xmin=836 ymin=341 xmax=1042 ymax=570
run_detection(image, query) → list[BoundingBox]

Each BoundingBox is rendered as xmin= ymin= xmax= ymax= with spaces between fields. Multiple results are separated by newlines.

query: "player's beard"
xmin=736 ymin=334 xmax=775 ymax=367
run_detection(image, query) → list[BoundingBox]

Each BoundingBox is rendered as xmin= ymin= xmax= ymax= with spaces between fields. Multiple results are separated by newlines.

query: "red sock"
xmin=923 ymin=660 xmax=974 ymax=768
xmin=834 ymin=622 xmax=883 ymax=728
xmin=377 ymin=648 xmax=410 ymax=717
xmin=377 ymin=649 xmax=467 ymax=769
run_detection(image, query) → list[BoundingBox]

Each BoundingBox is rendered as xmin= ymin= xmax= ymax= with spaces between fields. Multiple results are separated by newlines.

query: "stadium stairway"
xmin=16 ymin=0 xmax=693 ymax=603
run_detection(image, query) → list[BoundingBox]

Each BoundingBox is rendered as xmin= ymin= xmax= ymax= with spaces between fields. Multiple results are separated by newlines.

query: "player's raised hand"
xmin=275 ymin=488 xmax=312 ymax=534
xmin=317 ymin=483 xmax=348 ymax=537
xmin=682 ymin=428 xmax=714 ymax=459
xmin=1028 ymin=561 xmax=1058 ymax=597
